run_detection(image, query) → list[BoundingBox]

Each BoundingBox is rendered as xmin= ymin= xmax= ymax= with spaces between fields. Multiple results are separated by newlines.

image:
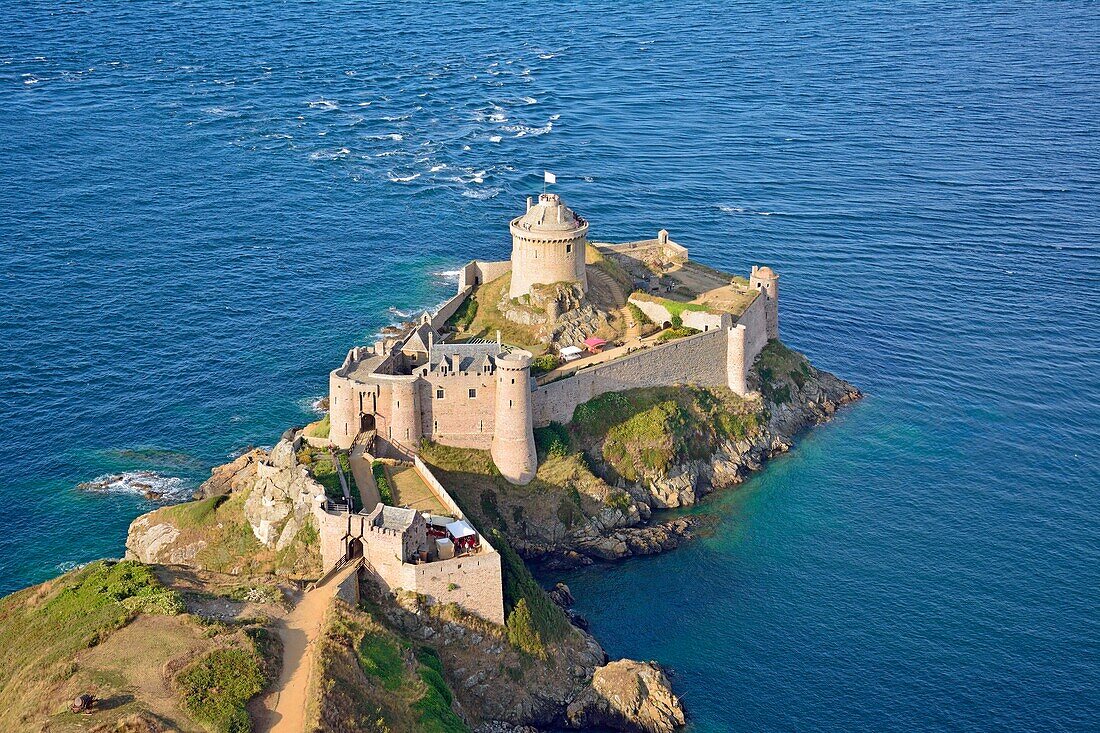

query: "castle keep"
xmin=329 ymin=192 xmax=780 ymax=486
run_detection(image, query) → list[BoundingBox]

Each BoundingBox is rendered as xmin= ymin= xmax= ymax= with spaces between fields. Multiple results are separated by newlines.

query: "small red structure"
xmin=583 ymin=336 xmax=607 ymax=354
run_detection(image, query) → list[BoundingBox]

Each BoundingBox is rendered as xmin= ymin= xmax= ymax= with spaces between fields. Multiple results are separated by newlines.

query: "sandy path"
xmin=349 ymin=442 xmax=382 ymax=511
xmin=260 ymin=562 xmax=359 ymax=733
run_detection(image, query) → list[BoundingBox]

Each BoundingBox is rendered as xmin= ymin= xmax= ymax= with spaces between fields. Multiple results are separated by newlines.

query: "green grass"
xmin=533 ymin=422 xmax=570 ymax=459
xmin=0 ymin=560 xmax=184 ymax=695
xmin=357 ymin=631 xmax=405 ymax=690
xmin=443 ymin=295 xmax=478 ymax=331
xmin=177 ymin=647 xmax=266 ymax=733
xmin=304 ymin=413 xmax=330 ymax=439
xmin=656 ymin=326 xmax=701 ymax=343
xmin=372 ymin=461 xmax=395 ymax=505
xmin=162 ymin=495 xmax=227 ymax=529
xmin=627 ymin=302 xmax=652 ymax=326
xmin=755 ymin=340 xmax=812 ymax=406
xmin=571 ymin=386 xmax=762 ymax=482
xmin=337 ymin=451 xmax=363 ymax=508
xmin=309 ymin=452 xmax=344 ymax=499
xmin=631 ymin=291 xmax=712 ymax=318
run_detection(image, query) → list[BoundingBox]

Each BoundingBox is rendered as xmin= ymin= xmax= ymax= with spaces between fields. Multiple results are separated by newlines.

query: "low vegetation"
xmin=444 ymin=273 xmax=546 ymax=355
xmin=531 ymin=353 xmax=560 ymax=375
xmin=310 ymin=600 xmax=469 ymax=733
xmin=631 ymin=291 xmax=712 ymax=319
xmin=571 ymin=386 xmax=763 ymax=483
xmin=656 ymin=325 xmax=701 ymax=343
xmin=373 ymin=460 xmax=395 ymax=504
xmin=755 ymin=339 xmax=813 ymax=405
xmin=444 ymin=295 xmax=478 ymax=331
xmin=177 ymin=647 xmax=267 ymax=733
xmin=144 ymin=483 xmax=322 ymax=579
xmin=304 ymin=413 xmax=330 ymax=439
xmin=0 ymin=560 xmax=277 ymax=732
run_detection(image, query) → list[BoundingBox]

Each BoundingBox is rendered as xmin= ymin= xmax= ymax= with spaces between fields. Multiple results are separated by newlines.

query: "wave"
xmin=506 ymin=121 xmax=552 ymax=137
xmin=387 ymin=171 xmax=421 ymax=182
xmin=76 ymin=471 xmax=191 ymax=501
xmin=538 ymin=53 xmax=555 ymax=60
xmin=435 ymin=269 xmax=462 ymax=281
xmin=462 ymin=186 xmax=502 ymax=200
xmin=430 ymin=163 xmax=448 ymax=172
xmin=388 ymin=306 xmax=416 ymax=318
xmin=307 ymin=98 xmax=339 ymax=111
xmin=55 ymin=560 xmax=87 ymax=574
xmin=489 ymin=135 xmax=502 ymax=143
xmin=309 ymin=148 xmax=350 ymax=161
xmin=370 ymin=133 xmax=404 ymax=142
xmin=522 ymin=96 xmax=537 ymax=105
xmin=382 ymin=114 xmax=411 ymax=122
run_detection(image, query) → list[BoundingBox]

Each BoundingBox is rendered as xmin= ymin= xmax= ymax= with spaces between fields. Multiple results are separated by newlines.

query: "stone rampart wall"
xmin=431 ymin=290 xmax=471 ymax=330
xmin=419 ymin=371 xmax=497 ymax=449
xmin=533 ymin=328 xmax=729 ymax=425
xmin=412 ymin=552 xmax=505 ymax=625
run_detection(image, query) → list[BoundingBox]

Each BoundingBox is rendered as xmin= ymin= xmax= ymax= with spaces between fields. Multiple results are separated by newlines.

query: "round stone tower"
xmin=388 ymin=377 xmax=421 ymax=454
xmin=490 ymin=350 xmax=537 ymax=485
xmin=749 ymin=265 xmax=780 ymax=340
xmin=508 ymin=193 xmax=588 ymax=300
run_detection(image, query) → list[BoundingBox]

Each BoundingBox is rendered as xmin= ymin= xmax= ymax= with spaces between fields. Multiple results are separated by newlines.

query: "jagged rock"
xmin=548 ymin=582 xmax=575 ymax=608
xmin=124 ymin=519 xmax=180 ymax=563
xmin=193 ymin=448 xmax=265 ymax=499
xmin=566 ymin=660 xmax=685 ymax=733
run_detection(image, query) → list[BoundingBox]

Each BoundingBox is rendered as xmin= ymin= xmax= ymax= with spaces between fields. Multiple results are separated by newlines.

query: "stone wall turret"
xmin=727 ymin=324 xmax=749 ymax=396
xmin=490 ymin=350 xmax=537 ymax=485
xmin=750 ymin=265 xmax=780 ymax=340
xmin=508 ymin=193 xmax=588 ymax=300
xmin=388 ymin=377 xmax=421 ymax=454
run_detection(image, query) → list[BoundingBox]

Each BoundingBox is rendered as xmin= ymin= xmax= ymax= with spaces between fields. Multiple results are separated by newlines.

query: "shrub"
xmin=656 ymin=326 xmax=700 ymax=343
xmin=372 ymin=461 xmax=394 ymax=505
xmin=627 ymin=302 xmax=652 ymax=326
xmin=531 ymin=353 xmax=560 ymax=375
xmin=177 ymin=648 xmax=266 ymax=733
xmin=533 ymin=422 xmax=570 ymax=458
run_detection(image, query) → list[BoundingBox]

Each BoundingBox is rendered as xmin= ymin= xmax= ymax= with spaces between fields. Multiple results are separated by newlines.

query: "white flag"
xmin=544 ymin=170 xmax=557 ymax=185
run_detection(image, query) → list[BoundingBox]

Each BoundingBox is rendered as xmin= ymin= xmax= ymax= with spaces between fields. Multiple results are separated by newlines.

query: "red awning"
xmin=583 ymin=337 xmax=607 ymax=348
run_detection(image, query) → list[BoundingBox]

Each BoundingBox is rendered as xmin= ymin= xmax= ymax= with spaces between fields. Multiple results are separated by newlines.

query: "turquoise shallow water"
xmin=2 ymin=1 xmax=1099 ymax=730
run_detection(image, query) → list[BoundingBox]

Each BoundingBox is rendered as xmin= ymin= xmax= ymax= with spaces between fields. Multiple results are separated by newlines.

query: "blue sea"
xmin=2 ymin=1 xmax=1098 ymax=730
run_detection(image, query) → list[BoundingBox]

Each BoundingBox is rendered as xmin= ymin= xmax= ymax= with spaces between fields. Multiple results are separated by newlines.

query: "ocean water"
xmin=2 ymin=1 xmax=1098 ymax=730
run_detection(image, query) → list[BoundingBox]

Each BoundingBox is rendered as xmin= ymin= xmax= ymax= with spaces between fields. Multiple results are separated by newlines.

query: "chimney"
xmin=527 ymin=196 xmax=533 ymax=212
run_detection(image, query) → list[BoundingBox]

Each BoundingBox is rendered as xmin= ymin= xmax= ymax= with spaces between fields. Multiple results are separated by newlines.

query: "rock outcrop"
xmin=567 ymin=661 xmax=686 ymax=733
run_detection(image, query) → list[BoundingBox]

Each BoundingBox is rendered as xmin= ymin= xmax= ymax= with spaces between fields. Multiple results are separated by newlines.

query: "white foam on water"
xmin=522 ymin=96 xmax=538 ymax=104
xmin=430 ymin=163 xmax=448 ymax=172
xmin=383 ymin=114 xmax=411 ymax=122
xmin=388 ymin=306 xmax=415 ymax=318
xmin=550 ymin=113 xmax=561 ymax=121
xmin=538 ymin=53 xmax=555 ymax=60
xmin=462 ymin=187 xmax=502 ymax=200
xmin=308 ymin=98 xmax=339 ymax=110
xmin=507 ymin=121 xmax=552 ymax=137
xmin=718 ymin=205 xmax=746 ymax=213
xmin=489 ymin=135 xmax=502 ymax=143
xmin=78 ymin=471 xmax=191 ymax=501
xmin=435 ymin=269 xmax=462 ymax=281
xmin=56 ymin=560 xmax=87 ymax=574
xmin=388 ymin=171 xmax=421 ymax=182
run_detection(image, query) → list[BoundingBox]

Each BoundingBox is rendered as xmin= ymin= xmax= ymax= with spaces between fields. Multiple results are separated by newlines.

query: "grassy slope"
xmin=147 ymin=480 xmax=322 ymax=580
xmin=445 ymin=272 xmax=547 ymax=354
xmin=308 ymin=599 xmax=468 ymax=733
xmin=0 ymin=561 xmax=276 ymax=733
xmin=569 ymin=385 xmax=764 ymax=484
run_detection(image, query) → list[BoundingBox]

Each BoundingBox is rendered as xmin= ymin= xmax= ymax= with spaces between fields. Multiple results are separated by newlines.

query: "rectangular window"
xmin=566 ymin=243 xmax=572 ymax=253
xmin=436 ymin=388 xmax=445 ymax=399
xmin=468 ymin=388 xmax=477 ymax=399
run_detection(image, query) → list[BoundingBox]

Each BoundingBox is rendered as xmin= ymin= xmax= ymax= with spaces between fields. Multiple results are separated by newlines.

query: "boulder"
xmin=566 ymin=660 xmax=685 ymax=733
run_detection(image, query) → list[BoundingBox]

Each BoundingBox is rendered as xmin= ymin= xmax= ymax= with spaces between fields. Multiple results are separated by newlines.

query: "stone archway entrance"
xmin=346 ymin=537 xmax=364 ymax=561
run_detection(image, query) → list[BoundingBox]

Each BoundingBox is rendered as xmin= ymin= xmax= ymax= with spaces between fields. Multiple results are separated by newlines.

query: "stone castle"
xmin=328 ymin=191 xmax=780 ymax=486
